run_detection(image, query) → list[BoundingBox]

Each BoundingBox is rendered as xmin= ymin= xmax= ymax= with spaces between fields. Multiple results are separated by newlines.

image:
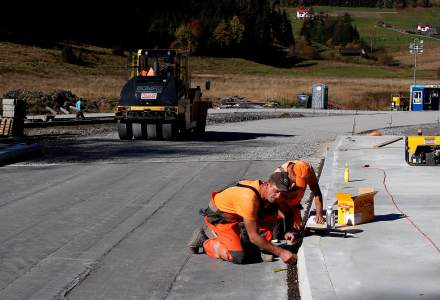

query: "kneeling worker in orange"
xmin=272 ymin=160 xmax=324 ymax=238
xmin=188 ymin=173 xmax=297 ymax=264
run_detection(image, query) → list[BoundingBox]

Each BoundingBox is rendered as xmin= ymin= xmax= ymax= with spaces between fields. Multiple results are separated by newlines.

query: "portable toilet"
xmin=312 ymin=83 xmax=328 ymax=109
xmin=410 ymin=84 xmax=440 ymax=111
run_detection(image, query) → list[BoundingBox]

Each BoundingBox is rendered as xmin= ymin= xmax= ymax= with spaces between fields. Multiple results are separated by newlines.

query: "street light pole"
xmin=414 ymin=46 xmax=417 ymax=84
xmin=409 ymin=38 xmax=424 ymax=85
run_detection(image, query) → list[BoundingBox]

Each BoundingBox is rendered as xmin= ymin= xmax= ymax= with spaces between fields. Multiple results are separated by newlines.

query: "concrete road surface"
xmin=1 ymin=110 xmax=440 ymax=299
xmin=300 ymin=135 xmax=440 ymax=300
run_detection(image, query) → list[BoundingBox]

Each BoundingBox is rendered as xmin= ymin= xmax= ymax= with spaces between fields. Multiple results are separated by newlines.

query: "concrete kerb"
xmin=0 ymin=143 xmax=42 ymax=166
xmin=298 ymin=246 xmax=312 ymax=300
xmin=298 ymin=138 xmax=340 ymax=300
xmin=298 ymin=134 xmax=440 ymax=299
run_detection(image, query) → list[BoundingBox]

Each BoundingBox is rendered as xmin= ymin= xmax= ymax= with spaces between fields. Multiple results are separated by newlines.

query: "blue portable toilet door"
xmin=411 ymin=88 xmax=423 ymax=111
xmin=424 ymin=88 xmax=440 ymax=111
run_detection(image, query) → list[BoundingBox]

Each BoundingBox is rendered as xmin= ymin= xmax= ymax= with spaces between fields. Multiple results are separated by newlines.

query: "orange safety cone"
xmin=367 ymin=130 xmax=382 ymax=136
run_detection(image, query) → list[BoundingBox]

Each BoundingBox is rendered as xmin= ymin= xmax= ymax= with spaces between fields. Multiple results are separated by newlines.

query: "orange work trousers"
xmin=203 ymin=216 xmax=243 ymax=263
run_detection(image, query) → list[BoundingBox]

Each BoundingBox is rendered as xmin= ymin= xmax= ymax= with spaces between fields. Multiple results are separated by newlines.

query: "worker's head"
xmin=288 ymin=162 xmax=310 ymax=189
xmin=266 ymin=172 xmax=290 ymax=202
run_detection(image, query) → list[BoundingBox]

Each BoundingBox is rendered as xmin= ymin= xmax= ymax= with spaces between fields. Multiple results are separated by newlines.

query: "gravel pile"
xmin=207 ymin=111 xmax=304 ymax=124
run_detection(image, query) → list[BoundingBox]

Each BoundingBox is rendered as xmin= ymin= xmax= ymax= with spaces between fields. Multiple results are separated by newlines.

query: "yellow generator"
xmin=405 ymin=136 xmax=440 ymax=165
xmin=115 ymin=49 xmax=211 ymax=140
xmin=391 ymin=94 xmax=409 ymax=111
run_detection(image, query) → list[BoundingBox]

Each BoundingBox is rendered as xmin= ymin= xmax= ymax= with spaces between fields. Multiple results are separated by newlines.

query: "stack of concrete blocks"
xmin=0 ymin=99 xmax=26 ymax=137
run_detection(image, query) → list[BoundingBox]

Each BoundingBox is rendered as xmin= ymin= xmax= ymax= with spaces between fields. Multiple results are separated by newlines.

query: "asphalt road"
xmin=1 ymin=110 xmax=440 ymax=299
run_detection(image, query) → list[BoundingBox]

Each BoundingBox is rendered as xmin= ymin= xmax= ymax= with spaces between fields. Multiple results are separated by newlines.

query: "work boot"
xmin=188 ymin=228 xmax=209 ymax=254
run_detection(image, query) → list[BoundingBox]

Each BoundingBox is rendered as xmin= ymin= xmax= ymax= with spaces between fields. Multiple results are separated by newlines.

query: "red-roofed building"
xmin=417 ymin=24 xmax=432 ymax=33
xmin=297 ymin=6 xmax=311 ymax=19
xmin=417 ymin=24 xmax=438 ymax=36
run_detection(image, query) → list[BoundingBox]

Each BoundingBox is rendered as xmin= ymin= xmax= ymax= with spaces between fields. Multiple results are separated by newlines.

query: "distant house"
xmin=296 ymin=7 xmax=311 ymax=19
xmin=417 ymin=24 xmax=432 ymax=33
xmin=339 ymin=48 xmax=367 ymax=57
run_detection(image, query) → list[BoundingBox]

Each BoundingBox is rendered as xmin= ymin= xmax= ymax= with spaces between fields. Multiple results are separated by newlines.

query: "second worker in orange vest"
xmin=188 ymin=173 xmax=297 ymax=264
xmin=274 ymin=160 xmax=325 ymax=235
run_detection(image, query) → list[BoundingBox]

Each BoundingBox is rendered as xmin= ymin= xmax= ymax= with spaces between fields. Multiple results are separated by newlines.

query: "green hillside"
xmin=289 ymin=6 xmax=440 ymax=51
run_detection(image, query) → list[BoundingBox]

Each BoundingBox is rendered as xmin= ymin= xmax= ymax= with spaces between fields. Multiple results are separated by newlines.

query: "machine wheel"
xmin=118 ymin=121 xmax=132 ymax=140
xmin=132 ymin=123 xmax=146 ymax=140
xmin=195 ymin=120 xmax=206 ymax=135
xmin=146 ymin=124 xmax=157 ymax=139
xmin=161 ymin=124 xmax=174 ymax=139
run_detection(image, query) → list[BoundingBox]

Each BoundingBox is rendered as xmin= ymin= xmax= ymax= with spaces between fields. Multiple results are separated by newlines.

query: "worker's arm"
xmin=277 ymin=197 xmax=294 ymax=231
xmin=310 ymin=183 xmax=325 ymax=224
xmin=243 ymin=219 xmax=297 ymax=264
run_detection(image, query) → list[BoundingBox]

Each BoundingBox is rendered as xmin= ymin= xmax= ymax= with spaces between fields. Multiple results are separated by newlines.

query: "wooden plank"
xmin=372 ymin=137 xmax=403 ymax=148
xmin=0 ymin=118 xmax=13 ymax=136
xmin=2 ymin=98 xmax=16 ymax=105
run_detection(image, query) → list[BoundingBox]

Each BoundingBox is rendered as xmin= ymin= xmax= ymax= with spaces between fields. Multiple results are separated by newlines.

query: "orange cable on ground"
xmin=364 ymin=166 xmax=440 ymax=255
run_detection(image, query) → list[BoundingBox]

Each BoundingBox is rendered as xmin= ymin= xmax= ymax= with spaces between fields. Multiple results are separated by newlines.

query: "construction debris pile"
xmin=216 ymin=96 xmax=280 ymax=109
xmin=2 ymin=90 xmax=112 ymax=115
xmin=3 ymin=90 xmax=77 ymax=115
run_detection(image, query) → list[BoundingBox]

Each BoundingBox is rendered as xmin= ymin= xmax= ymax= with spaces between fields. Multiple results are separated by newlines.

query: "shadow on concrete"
xmin=349 ymin=179 xmax=366 ymax=183
xmin=25 ymin=131 xmax=294 ymax=163
xmin=305 ymin=227 xmax=364 ymax=239
xmin=196 ymin=131 xmax=294 ymax=142
xmin=373 ymin=213 xmax=406 ymax=223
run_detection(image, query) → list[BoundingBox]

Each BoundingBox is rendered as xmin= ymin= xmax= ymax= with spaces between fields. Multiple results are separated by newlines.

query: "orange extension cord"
xmin=363 ymin=166 xmax=440 ymax=255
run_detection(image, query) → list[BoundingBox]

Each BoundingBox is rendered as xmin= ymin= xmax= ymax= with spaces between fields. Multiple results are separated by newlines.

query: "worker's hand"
xmin=284 ymin=232 xmax=296 ymax=243
xmin=314 ymin=213 xmax=325 ymax=224
xmin=279 ymin=248 xmax=297 ymax=264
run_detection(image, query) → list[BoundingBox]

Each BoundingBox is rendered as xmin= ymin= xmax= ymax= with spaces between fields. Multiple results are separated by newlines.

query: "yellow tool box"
xmin=391 ymin=94 xmax=409 ymax=111
xmin=337 ymin=188 xmax=377 ymax=226
xmin=405 ymin=136 xmax=440 ymax=165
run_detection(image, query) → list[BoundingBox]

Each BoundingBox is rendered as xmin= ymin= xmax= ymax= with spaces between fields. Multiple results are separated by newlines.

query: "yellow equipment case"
xmin=405 ymin=136 xmax=440 ymax=165
xmin=391 ymin=94 xmax=409 ymax=111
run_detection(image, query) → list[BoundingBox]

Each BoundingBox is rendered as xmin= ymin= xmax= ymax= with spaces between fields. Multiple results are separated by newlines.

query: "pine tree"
xmin=213 ymin=20 xmax=231 ymax=48
xmin=281 ymin=10 xmax=295 ymax=46
xmin=230 ymin=16 xmax=245 ymax=45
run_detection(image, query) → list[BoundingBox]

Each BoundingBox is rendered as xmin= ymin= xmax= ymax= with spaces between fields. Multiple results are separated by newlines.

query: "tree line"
xmin=0 ymin=1 xmax=294 ymax=64
xmin=300 ymin=14 xmax=360 ymax=46
xmin=280 ymin=0 xmax=438 ymax=7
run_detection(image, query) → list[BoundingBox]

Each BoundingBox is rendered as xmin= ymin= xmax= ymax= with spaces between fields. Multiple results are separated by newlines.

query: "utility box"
xmin=336 ymin=187 xmax=377 ymax=226
xmin=297 ymin=93 xmax=312 ymax=108
xmin=312 ymin=83 xmax=328 ymax=109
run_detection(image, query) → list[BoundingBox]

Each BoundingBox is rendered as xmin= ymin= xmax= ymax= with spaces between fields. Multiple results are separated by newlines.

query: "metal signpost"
xmin=409 ymin=38 xmax=424 ymax=85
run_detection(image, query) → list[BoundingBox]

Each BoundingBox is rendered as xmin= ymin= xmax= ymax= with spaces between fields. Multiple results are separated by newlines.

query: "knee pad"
xmin=230 ymin=251 xmax=245 ymax=264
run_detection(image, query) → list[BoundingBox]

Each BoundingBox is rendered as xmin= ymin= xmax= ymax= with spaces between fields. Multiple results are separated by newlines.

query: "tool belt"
xmin=200 ymin=183 xmax=278 ymax=226
xmin=201 ymin=204 xmax=242 ymax=225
